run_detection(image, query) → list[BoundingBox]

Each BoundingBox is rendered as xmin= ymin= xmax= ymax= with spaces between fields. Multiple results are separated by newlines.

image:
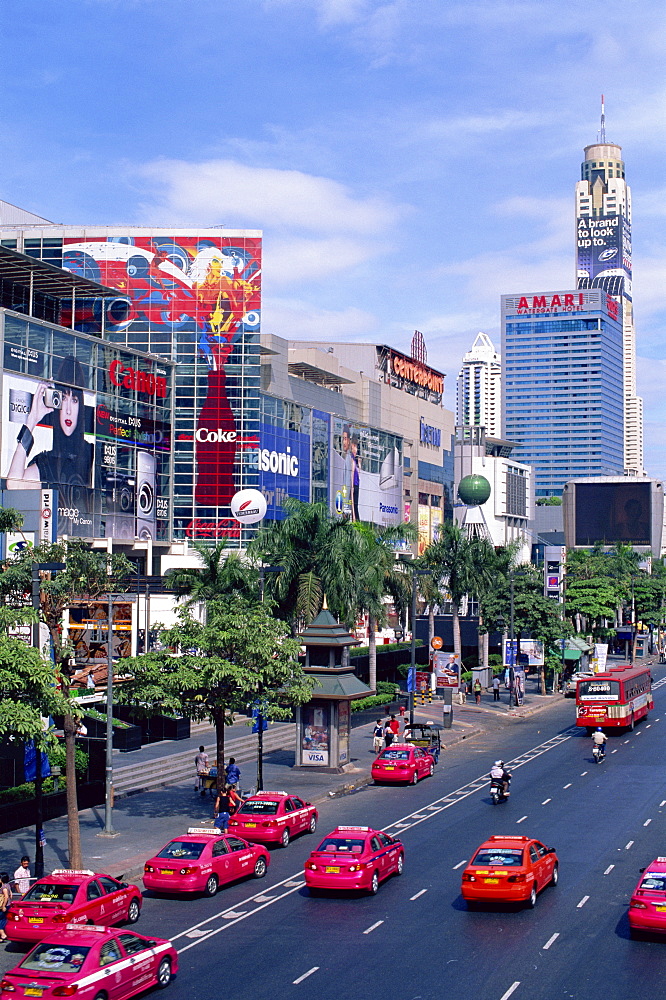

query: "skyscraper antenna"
xmin=600 ymin=94 xmax=606 ymax=143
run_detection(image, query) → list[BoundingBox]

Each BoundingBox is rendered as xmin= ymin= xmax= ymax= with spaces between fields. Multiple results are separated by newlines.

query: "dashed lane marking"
xmin=293 ymin=968 xmax=319 ymax=985
xmin=542 ymin=932 xmax=559 ymax=950
xmin=604 ymin=865 xmax=615 ymax=875
xmin=410 ymin=889 xmax=428 ymax=900
xmin=563 ymin=783 xmax=572 ymax=788
xmin=581 ymin=771 xmax=588 ymax=776
xmin=363 ymin=920 xmax=384 ymax=935
xmin=516 ymin=815 xmax=527 ymax=824
xmin=542 ymin=798 xmax=551 ymax=805
xmin=626 ymin=841 xmax=634 ymax=850
xmin=644 ymin=818 xmax=652 ymax=826
xmin=660 ymin=800 xmax=666 ymax=808
xmin=499 ymin=983 xmax=521 ymax=1000
xmin=453 ymin=860 xmax=467 ymax=869
xmin=577 ymin=895 xmax=589 ymax=908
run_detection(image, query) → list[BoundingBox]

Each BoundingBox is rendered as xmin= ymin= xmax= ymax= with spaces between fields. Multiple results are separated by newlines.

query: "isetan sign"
xmin=109 ymin=360 xmax=167 ymax=398
xmin=390 ymin=352 xmax=444 ymax=394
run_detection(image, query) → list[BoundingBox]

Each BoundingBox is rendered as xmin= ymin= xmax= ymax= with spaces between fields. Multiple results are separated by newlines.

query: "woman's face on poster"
xmin=59 ymin=390 xmax=79 ymax=436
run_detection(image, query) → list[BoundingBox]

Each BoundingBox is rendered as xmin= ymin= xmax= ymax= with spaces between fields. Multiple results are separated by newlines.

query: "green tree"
xmin=250 ymin=500 xmax=360 ymax=631
xmin=117 ymin=595 xmax=312 ymax=793
xmin=165 ymin=539 xmax=259 ymax=603
xmin=565 ymin=578 xmax=618 ymax=637
xmin=0 ymin=540 xmax=133 ymax=868
xmin=418 ymin=522 xmax=480 ymax=657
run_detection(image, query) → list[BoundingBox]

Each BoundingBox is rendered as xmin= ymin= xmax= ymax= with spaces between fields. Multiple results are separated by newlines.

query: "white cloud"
xmin=136 ymin=159 xmax=404 ymax=235
xmin=264 ymin=296 xmax=379 ymax=340
xmin=264 ymin=234 xmax=390 ymax=284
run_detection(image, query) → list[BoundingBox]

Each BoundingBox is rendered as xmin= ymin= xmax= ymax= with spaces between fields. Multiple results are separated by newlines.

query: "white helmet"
xmin=494 ymin=760 xmax=503 ymax=767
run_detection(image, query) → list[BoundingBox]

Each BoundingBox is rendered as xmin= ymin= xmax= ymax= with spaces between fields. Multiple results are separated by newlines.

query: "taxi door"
xmin=97 ymin=876 xmax=128 ymax=924
xmin=288 ymin=797 xmax=308 ymax=834
xmin=84 ymin=879 xmax=106 ymax=924
xmin=533 ymin=842 xmax=555 ymax=887
xmin=413 ymin=748 xmax=427 ymax=777
xmin=370 ymin=835 xmax=388 ymax=880
xmin=117 ymin=933 xmax=158 ymax=998
xmin=378 ymin=833 xmax=400 ymax=874
xmin=96 ymin=937 xmax=126 ymax=1000
xmin=225 ymin=836 xmax=256 ymax=878
xmin=211 ymin=838 xmax=233 ymax=885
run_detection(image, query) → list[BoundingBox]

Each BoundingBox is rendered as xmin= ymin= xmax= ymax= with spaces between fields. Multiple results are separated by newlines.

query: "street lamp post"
xmin=31 ymin=561 xmax=66 ymax=879
xmin=409 ymin=570 xmax=428 ymax=726
xmin=99 ymin=593 xmax=136 ymax=837
xmin=256 ymin=565 xmax=282 ymax=792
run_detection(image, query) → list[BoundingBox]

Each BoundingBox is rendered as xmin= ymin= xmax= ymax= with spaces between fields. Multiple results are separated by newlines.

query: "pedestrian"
xmin=213 ymin=784 xmax=239 ymax=833
xmin=194 ymin=745 xmax=209 ymax=794
xmin=372 ymin=719 xmax=384 ymax=755
xmin=13 ymin=856 xmax=31 ymax=897
xmin=473 ymin=679 xmax=482 ymax=705
xmin=458 ymin=679 xmax=467 ymax=706
xmin=0 ymin=872 xmax=11 ymax=942
xmin=403 ymin=719 xmax=413 ymax=740
xmin=383 ymin=720 xmax=394 ymax=747
xmin=224 ymin=757 xmax=241 ymax=787
xmin=388 ymin=714 xmax=400 ymax=739
xmin=492 ymin=675 xmax=501 ymax=701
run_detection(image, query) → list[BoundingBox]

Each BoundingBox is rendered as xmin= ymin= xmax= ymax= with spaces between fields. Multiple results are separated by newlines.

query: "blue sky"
xmin=2 ymin=0 xmax=666 ymax=475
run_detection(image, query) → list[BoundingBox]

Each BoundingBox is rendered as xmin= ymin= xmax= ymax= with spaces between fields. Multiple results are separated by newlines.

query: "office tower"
xmin=456 ymin=332 xmax=501 ymax=437
xmin=575 ymin=97 xmax=643 ymax=475
xmin=501 ymin=289 xmax=624 ymax=496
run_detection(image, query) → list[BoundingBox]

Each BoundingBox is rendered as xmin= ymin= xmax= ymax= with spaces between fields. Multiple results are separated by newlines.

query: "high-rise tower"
xmin=575 ymin=97 xmax=643 ymax=475
xmin=456 ymin=332 xmax=501 ymax=438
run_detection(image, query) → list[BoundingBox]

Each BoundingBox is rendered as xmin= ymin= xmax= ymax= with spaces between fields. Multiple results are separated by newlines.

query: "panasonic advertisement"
xmin=257 ymin=423 xmax=311 ymax=519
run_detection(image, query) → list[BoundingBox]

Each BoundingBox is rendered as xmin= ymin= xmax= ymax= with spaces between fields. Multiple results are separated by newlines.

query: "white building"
xmin=456 ymin=332 xmax=501 ymax=438
xmin=574 ymin=101 xmax=643 ymax=476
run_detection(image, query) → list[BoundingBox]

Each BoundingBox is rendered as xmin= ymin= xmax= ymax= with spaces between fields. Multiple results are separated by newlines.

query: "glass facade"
xmin=502 ymin=291 xmax=623 ymax=496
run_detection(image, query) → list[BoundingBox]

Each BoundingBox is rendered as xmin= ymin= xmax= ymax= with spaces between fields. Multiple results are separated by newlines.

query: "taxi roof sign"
xmin=256 ymin=790 xmax=289 ymax=796
xmin=488 ymin=835 xmax=529 ymax=842
xmin=336 ymin=826 xmax=370 ymax=832
xmin=65 ymin=923 xmax=108 ymax=932
xmin=52 ymin=869 xmax=96 ymax=876
xmin=186 ymin=828 xmax=220 ymax=836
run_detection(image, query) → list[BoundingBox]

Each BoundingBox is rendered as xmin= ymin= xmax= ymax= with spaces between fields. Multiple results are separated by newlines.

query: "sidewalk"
xmin=0 ymin=709 xmax=480 ymax=884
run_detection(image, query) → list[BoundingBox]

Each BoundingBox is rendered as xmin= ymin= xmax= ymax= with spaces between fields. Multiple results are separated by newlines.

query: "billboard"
xmin=572 ymin=481 xmax=652 ymax=547
xmin=62 ymin=235 xmax=261 ymax=523
xmin=257 ymin=422 xmax=311 ymax=519
xmin=331 ymin=418 xmax=402 ymax=525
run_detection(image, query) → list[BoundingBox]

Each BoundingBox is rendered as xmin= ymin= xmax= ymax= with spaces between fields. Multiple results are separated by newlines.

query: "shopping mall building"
xmin=0 ymin=215 xmax=456 ymax=567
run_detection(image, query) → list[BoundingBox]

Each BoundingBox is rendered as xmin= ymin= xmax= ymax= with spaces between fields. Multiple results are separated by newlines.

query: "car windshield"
xmin=238 ymin=800 xmax=279 ymax=815
xmin=317 ymin=838 xmax=366 ymax=854
xmin=380 ymin=750 xmax=409 ymax=760
xmin=21 ymin=943 xmax=91 ymax=973
xmin=473 ymin=849 xmax=524 ymax=867
xmin=640 ymin=875 xmax=666 ymax=892
xmin=156 ymin=841 xmax=206 ymax=860
xmin=23 ymin=883 xmax=79 ymax=903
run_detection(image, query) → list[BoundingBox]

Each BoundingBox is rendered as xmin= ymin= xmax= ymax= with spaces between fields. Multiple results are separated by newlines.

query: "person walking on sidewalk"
xmin=13 ymin=857 xmax=31 ymax=897
xmin=225 ymin=758 xmax=241 ymax=787
xmin=194 ymin=746 xmax=209 ymax=794
xmin=473 ymin=679 xmax=482 ymax=705
xmin=492 ymin=675 xmax=501 ymax=701
xmin=0 ymin=872 xmax=11 ymax=942
xmin=372 ymin=719 xmax=384 ymax=754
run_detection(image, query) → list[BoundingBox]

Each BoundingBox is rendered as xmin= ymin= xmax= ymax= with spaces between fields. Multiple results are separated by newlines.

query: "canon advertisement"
xmin=1 ymin=333 xmax=172 ymax=541
xmin=257 ymin=423 xmax=311 ymax=519
xmin=331 ymin=417 xmax=403 ymax=525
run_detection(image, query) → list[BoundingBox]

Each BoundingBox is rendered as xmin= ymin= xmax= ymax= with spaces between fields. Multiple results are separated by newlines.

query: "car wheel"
xmin=280 ymin=827 xmax=291 ymax=848
xmin=126 ymin=898 xmax=141 ymax=924
xmin=93 ymin=992 xmax=108 ymax=1000
xmin=396 ymin=854 xmax=404 ymax=876
xmin=369 ymin=871 xmax=379 ymax=895
xmin=204 ymin=874 xmax=218 ymax=897
xmin=253 ymin=857 xmax=267 ymax=879
xmin=156 ymin=958 xmax=172 ymax=989
xmin=308 ymin=815 xmax=317 ymax=834
xmin=411 ymin=770 xmax=419 ymax=785
xmin=527 ymin=884 xmax=537 ymax=908
xmin=551 ymin=864 xmax=559 ymax=887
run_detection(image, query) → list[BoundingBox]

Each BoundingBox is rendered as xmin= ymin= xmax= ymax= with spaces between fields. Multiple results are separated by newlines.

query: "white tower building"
xmin=456 ymin=332 xmax=501 ymax=438
xmin=575 ymin=97 xmax=644 ymax=476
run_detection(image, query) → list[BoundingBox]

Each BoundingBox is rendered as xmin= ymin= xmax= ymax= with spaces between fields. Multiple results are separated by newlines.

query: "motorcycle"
xmin=490 ymin=777 xmax=510 ymax=804
xmin=592 ymin=742 xmax=605 ymax=763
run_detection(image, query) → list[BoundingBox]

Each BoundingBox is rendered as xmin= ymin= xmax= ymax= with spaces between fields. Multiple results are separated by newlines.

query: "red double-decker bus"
xmin=576 ymin=664 xmax=653 ymax=731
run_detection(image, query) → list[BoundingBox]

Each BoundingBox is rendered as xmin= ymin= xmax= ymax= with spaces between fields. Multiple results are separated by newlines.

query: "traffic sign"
xmin=431 ymin=636 xmax=443 ymax=649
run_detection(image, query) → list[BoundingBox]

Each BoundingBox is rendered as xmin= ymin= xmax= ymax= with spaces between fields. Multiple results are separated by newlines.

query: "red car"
xmin=143 ymin=828 xmax=269 ymax=896
xmin=228 ymin=791 xmax=318 ymax=848
xmin=628 ymin=857 xmax=666 ymax=935
xmin=0 ymin=924 xmax=177 ymax=999
xmin=371 ymin=744 xmax=435 ymax=785
xmin=304 ymin=825 xmax=404 ymax=896
xmin=461 ymin=835 xmax=559 ymax=909
xmin=6 ymin=871 xmax=142 ymax=943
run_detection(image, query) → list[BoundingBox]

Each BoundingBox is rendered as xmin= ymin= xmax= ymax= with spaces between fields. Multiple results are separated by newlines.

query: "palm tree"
xmin=468 ymin=536 xmax=502 ymax=667
xmin=350 ymin=522 xmax=415 ymax=691
xmin=250 ymin=500 xmax=360 ymax=633
xmin=418 ymin=522 xmax=478 ymax=658
xmin=166 ymin=540 xmax=259 ymax=605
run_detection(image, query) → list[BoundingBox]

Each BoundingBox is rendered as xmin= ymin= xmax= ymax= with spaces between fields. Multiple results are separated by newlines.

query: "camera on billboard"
xmin=43 ymin=387 xmax=62 ymax=410
xmin=104 ymin=472 xmax=136 ymax=515
xmin=136 ymin=452 xmax=156 ymax=540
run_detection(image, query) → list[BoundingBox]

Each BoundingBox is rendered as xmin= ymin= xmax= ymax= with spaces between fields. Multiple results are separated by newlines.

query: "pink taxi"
xmin=304 ymin=825 xmax=404 ymax=896
xmin=371 ymin=744 xmax=435 ymax=785
xmin=229 ymin=791 xmax=318 ymax=848
xmin=143 ymin=828 xmax=269 ymax=897
xmin=628 ymin=857 xmax=666 ymax=936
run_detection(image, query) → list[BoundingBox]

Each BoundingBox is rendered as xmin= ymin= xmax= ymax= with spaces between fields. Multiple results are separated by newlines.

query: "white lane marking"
xmin=410 ymin=889 xmax=428 ymax=900
xmin=563 ymin=783 xmax=572 ymax=789
xmin=623 ymin=740 xmax=630 ymax=744
xmin=542 ymin=798 xmax=551 ymax=805
xmin=577 ymin=895 xmax=589 ymax=908
xmin=499 ymin=983 xmax=521 ymax=1000
xmin=185 ymin=928 xmax=214 ymax=938
xmin=644 ymin=818 xmax=652 ymax=826
xmin=253 ymin=895 xmax=275 ymax=902
xmin=293 ymin=968 xmax=319 ymax=985
xmin=660 ymin=800 xmax=666 ymax=808
xmin=221 ymin=911 xmax=248 ymax=919
xmin=636 ymin=731 xmax=643 ymax=735
xmin=604 ymin=865 xmax=615 ymax=875
xmin=626 ymin=841 xmax=634 ymax=850
xmin=581 ymin=771 xmax=588 ymax=776
xmin=611 ymin=749 xmax=618 ymax=753
xmin=363 ymin=920 xmax=384 ymax=935
xmin=646 ymin=724 xmax=652 ymax=729
xmin=516 ymin=815 xmax=527 ymax=824
xmin=284 ymin=880 xmax=302 ymax=887
xmin=542 ymin=932 xmax=559 ymax=950
xmin=453 ymin=860 xmax=467 ymax=869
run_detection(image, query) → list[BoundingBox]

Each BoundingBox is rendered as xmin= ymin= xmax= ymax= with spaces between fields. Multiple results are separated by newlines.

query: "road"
xmin=5 ymin=674 xmax=666 ymax=1000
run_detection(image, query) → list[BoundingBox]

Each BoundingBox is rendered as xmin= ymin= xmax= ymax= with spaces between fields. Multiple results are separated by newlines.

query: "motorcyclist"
xmin=591 ymin=727 xmax=608 ymax=757
xmin=490 ymin=759 xmax=511 ymax=797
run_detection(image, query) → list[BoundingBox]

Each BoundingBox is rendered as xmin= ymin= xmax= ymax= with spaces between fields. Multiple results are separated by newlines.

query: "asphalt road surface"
xmin=6 ymin=673 xmax=666 ymax=1000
